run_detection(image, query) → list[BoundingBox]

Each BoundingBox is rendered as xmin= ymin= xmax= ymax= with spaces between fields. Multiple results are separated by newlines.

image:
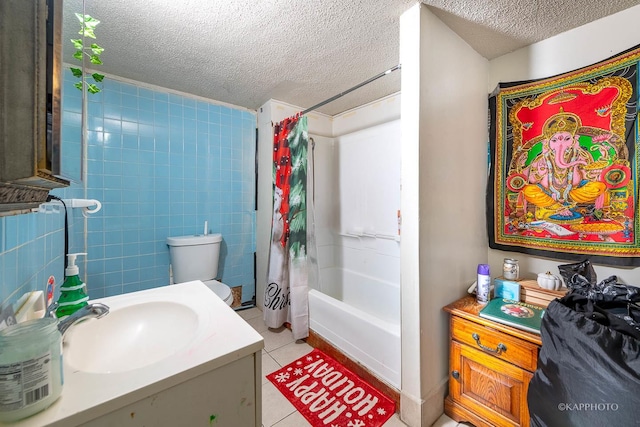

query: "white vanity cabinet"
xmin=78 ymin=354 xmax=262 ymax=427
xmin=2 ymin=282 xmax=264 ymax=427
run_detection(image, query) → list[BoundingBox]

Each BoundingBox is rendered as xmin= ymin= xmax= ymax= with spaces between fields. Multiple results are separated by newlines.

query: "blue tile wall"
xmin=0 ymin=196 xmax=86 ymax=312
xmin=0 ymin=210 xmax=64 ymax=313
xmin=82 ymin=77 xmax=256 ymax=301
xmin=0 ymin=72 xmax=256 ymax=312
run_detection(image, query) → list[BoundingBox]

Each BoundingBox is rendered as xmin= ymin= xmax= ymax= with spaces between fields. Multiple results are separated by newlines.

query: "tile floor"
xmin=236 ymin=307 xmax=466 ymax=427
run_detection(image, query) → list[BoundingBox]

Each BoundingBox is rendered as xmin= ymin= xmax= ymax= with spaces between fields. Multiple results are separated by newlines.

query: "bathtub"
xmin=309 ymin=267 xmax=401 ymax=388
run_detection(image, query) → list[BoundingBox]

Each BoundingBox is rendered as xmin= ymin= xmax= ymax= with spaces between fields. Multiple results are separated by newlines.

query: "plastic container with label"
xmin=476 ymin=264 xmax=491 ymax=305
xmin=0 ymin=317 xmax=63 ymax=422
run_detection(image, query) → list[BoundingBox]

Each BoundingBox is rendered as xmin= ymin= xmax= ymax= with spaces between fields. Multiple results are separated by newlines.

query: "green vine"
xmin=70 ymin=13 xmax=104 ymax=94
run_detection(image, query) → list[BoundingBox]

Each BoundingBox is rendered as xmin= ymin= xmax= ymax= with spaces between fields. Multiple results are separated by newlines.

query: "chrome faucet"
xmin=55 ymin=303 xmax=110 ymax=337
xmin=44 ymin=301 xmax=59 ymax=318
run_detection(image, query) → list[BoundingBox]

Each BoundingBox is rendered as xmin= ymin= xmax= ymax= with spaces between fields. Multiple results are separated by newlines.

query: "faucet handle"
xmin=45 ymin=302 xmax=59 ymax=318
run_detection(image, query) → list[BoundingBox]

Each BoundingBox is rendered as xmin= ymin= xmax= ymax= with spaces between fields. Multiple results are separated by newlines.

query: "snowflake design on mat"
xmin=274 ymin=372 xmax=290 ymax=383
xmin=347 ymin=420 xmax=365 ymax=427
xmin=294 ymin=367 xmax=303 ymax=376
xmin=376 ymin=407 xmax=387 ymax=415
xmin=306 ymin=355 xmax=314 ymax=361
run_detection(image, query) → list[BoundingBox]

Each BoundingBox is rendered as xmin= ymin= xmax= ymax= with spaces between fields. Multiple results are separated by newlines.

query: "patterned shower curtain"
xmin=264 ymin=115 xmax=311 ymax=339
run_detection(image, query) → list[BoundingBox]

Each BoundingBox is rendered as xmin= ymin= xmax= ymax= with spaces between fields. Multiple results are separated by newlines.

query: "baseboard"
xmin=399 ymin=376 xmax=448 ymax=427
xmin=400 ymin=391 xmax=424 ymax=427
xmin=307 ymin=329 xmax=401 ymax=412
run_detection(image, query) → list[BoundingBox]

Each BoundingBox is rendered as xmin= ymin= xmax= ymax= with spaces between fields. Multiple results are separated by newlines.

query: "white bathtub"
xmin=309 ymin=267 xmax=401 ymax=388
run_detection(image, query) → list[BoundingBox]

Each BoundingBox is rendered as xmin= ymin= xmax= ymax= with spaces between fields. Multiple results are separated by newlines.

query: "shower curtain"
xmin=264 ymin=115 xmax=316 ymax=340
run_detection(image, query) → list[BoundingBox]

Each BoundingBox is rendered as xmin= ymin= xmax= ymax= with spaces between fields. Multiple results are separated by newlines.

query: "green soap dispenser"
xmin=55 ymin=253 xmax=89 ymax=318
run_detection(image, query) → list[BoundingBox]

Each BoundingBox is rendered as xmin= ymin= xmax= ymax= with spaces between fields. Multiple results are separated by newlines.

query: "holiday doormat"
xmin=266 ymin=348 xmax=395 ymax=427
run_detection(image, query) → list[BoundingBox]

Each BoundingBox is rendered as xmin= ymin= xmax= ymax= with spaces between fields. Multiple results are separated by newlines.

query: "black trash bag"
xmin=558 ymin=259 xmax=597 ymax=287
xmin=560 ymin=292 xmax=640 ymax=340
xmin=528 ymin=293 xmax=640 ymax=427
xmin=567 ymin=273 xmax=639 ymax=302
xmin=558 ymin=259 xmax=640 ymax=304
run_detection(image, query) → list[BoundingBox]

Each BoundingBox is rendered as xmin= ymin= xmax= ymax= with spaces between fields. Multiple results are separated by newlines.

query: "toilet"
xmin=166 ymin=233 xmax=233 ymax=306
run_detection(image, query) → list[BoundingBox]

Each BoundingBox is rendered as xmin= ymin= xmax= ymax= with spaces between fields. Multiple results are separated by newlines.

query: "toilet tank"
xmin=166 ymin=234 xmax=222 ymax=284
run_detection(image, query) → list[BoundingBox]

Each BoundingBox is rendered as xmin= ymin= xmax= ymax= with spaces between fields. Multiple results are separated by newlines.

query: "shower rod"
xmin=299 ymin=64 xmax=401 ymax=116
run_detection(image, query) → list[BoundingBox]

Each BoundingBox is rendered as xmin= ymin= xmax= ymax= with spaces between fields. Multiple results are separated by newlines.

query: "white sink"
xmin=8 ymin=280 xmax=265 ymax=427
xmin=64 ymin=300 xmax=198 ymax=374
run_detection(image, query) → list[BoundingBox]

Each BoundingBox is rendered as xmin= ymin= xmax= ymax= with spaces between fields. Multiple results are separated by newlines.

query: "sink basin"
xmin=65 ymin=298 xmax=198 ymax=374
xmin=9 ymin=281 xmax=265 ymax=427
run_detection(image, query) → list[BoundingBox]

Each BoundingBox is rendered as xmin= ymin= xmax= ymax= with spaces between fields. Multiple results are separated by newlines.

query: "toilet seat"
xmin=203 ymin=280 xmax=233 ymax=306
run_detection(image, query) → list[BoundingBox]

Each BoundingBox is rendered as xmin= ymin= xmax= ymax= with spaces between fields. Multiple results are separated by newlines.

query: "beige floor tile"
xmin=260 ymin=326 xmax=295 ymax=352
xmin=262 ymin=353 xmax=281 ymax=385
xmin=237 ymin=306 xmax=262 ymax=320
xmin=431 ymin=413 xmax=458 ymax=427
xmin=261 ymin=381 xmax=297 ymax=427
xmin=271 ymin=411 xmax=311 ymax=426
xmin=247 ymin=315 xmax=269 ymax=333
xmin=268 ymin=340 xmax=314 ymax=366
xmin=266 ymin=403 xmax=404 ymax=427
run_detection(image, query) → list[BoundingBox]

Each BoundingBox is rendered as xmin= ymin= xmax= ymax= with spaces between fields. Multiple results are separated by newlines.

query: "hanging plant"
xmin=69 ymin=13 xmax=104 ymax=94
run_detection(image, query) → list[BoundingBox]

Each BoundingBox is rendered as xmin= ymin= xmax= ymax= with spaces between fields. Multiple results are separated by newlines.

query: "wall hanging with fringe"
xmin=488 ymin=44 xmax=640 ymax=266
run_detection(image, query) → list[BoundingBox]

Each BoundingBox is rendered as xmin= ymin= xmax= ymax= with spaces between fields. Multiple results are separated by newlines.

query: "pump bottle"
xmin=55 ymin=253 xmax=89 ymax=318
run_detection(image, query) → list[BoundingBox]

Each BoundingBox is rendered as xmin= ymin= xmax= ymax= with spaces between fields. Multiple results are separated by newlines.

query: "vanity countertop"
xmin=1 ymin=281 xmax=264 ymax=427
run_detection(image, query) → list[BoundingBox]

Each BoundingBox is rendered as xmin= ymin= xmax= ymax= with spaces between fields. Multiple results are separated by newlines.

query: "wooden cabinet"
xmin=444 ymin=296 xmax=542 ymax=427
xmin=0 ymin=0 xmax=69 ymax=214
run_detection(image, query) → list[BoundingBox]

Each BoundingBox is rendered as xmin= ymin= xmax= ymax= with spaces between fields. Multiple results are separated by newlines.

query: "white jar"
xmin=503 ymin=258 xmax=520 ymax=280
xmin=537 ymin=272 xmax=563 ymax=290
xmin=0 ymin=318 xmax=63 ymax=422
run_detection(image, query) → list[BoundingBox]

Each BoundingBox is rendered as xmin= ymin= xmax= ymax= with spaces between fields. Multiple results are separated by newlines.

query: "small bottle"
xmin=503 ymin=258 xmax=520 ymax=280
xmin=476 ymin=264 xmax=491 ymax=305
xmin=55 ymin=253 xmax=89 ymax=318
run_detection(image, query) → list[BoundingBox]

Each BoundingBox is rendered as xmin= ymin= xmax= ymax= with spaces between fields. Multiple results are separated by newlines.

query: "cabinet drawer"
xmin=451 ymin=316 xmax=538 ymax=371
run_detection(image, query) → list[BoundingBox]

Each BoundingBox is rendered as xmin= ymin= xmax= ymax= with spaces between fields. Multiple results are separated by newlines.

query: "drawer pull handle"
xmin=472 ymin=333 xmax=507 ymax=354
xmin=451 ymin=370 xmax=460 ymax=380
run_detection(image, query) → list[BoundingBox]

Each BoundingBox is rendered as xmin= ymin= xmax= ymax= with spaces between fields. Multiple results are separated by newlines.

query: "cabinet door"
xmin=450 ymin=341 xmax=532 ymax=427
xmin=0 ymin=0 xmax=69 ymax=213
xmin=79 ymin=355 xmax=259 ymax=426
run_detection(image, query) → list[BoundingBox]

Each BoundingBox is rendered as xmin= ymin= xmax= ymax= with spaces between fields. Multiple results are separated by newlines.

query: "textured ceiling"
xmin=63 ymin=0 xmax=640 ymax=115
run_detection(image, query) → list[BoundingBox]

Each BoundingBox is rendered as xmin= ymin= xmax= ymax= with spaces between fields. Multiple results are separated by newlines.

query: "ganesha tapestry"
xmin=488 ymin=45 xmax=640 ymax=266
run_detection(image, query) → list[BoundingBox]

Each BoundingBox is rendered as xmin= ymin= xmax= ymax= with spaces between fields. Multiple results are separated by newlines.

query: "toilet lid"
xmin=203 ymin=280 xmax=233 ymax=305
